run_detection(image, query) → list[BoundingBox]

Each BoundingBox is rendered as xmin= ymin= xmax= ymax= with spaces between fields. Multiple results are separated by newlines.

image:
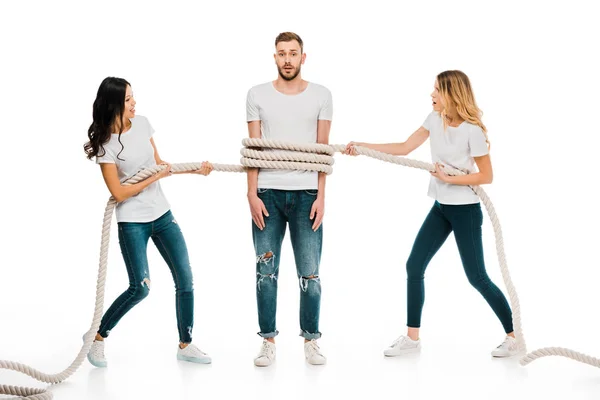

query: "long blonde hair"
xmin=437 ymin=70 xmax=489 ymax=145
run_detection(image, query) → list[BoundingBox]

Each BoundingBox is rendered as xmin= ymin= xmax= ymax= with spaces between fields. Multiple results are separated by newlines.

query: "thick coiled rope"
xmin=1 ymin=139 xmax=597 ymax=399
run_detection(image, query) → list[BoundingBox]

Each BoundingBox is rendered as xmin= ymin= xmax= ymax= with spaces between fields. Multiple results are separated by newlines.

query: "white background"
xmin=1 ymin=1 xmax=599 ymax=399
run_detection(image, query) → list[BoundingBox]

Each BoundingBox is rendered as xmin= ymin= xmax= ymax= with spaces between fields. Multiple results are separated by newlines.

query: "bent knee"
xmin=133 ymin=279 xmax=151 ymax=300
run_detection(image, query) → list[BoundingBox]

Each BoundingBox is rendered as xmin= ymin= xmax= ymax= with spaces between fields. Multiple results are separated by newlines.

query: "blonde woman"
xmin=345 ymin=70 xmax=517 ymax=358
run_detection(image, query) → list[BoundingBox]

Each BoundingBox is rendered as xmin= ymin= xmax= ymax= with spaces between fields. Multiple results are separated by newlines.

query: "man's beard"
xmin=278 ymin=64 xmax=301 ymax=81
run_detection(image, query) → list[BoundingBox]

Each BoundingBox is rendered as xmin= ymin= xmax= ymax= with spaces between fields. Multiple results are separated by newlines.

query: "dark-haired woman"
xmin=84 ymin=77 xmax=213 ymax=366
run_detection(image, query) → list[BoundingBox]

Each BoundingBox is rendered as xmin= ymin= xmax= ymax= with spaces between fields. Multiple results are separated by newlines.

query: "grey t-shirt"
xmin=422 ymin=111 xmax=489 ymax=205
xmin=96 ymin=115 xmax=170 ymax=222
xmin=246 ymin=81 xmax=333 ymax=190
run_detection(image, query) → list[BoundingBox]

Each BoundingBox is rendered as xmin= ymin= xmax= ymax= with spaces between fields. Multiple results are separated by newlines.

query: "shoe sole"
xmin=491 ymin=351 xmax=519 ymax=358
xmin=384 ymin=347 xmax=421 ymax=357
xmin=306 ymin=359 xmax=327 ymax=365
xmin=86 ymin=355 xmax=107 ymax=368
xmin=254 ymin=359 xmax=274 ymax=367
xmin=177 ymin=354 xmax=212 ymax=364
xmin=254 ymin=362 xmax=272 ymax=367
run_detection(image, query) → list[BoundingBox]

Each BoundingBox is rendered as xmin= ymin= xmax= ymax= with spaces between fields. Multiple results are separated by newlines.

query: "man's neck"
xmin=273 ymin=76 xmax=308 ymax=95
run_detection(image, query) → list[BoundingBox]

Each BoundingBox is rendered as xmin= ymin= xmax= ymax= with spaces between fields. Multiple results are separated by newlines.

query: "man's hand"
xmin=248 ymin=193 xmax=269 ymax=230
xmin=310 ymin=196 xmax=325 ymax=231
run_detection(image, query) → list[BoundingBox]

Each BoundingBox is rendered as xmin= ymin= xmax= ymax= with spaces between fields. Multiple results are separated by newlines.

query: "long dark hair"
xmin=84 ymin=77 xmax=130 ymax=160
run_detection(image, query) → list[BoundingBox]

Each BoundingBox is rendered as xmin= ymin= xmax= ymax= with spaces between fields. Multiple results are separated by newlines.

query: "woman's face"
xmin=123 ymin=85 xmax=136 ymax=120
xmin=431 ymin=80 xmax=443 ymax=112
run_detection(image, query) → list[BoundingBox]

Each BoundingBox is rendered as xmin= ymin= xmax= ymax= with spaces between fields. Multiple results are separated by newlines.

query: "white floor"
xmin=2 ymin=326 xmax=599 ymax=400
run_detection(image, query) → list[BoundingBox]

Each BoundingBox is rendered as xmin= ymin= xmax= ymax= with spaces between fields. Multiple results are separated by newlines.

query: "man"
xmin=246 ymin=32 xmax=332 ymax=367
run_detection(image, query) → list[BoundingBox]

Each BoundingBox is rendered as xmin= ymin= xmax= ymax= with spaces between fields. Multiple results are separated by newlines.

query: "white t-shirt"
xmin=246 ymin=81 xmax=333 ymax=190
xmin=95 ymin=115 xmax=170 ymax=222
xmin=422 ymin=111 xmax=489 ymax=205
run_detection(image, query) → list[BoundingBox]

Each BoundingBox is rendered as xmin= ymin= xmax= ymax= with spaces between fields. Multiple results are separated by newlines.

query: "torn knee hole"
xmin=299 ymin=275 xmax=320 ymax=292
xmin=256 ymin=251 xmax=275 ymax=264
xmin=257 ymin=272 xmax=277 ymax=279
xmin=141 ymin=278 xmax=151 ymax=289
xmin=256 ymin=271 xmax=277 ymax=291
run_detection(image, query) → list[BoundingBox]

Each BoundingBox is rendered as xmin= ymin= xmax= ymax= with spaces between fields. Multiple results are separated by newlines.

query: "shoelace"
xmin=184 ymin=345 xmax=206 ymax=356
xmin=90 ymin=342 xmax=105 ymax=359
xmin=259 ymin=342 xmax=274 ymax=358
xmin=306 ymin=340 xmax=322 ymax=357
xmin=391 ymin=335 xmax=408 ymax=348
xmin=498 ymin=337 xmax=514 ymax=349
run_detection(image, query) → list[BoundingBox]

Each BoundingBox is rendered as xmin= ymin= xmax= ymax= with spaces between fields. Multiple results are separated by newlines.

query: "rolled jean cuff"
xmin=258 ymin=330 xmax=279 ymax=339
xmin=299 ymin=330 xmax=322 ymax=340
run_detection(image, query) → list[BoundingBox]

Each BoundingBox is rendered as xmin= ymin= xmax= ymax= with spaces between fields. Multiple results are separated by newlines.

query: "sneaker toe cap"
xmin=254 ymin=356 xmax=272 ymax=367
xmin=308 ymin=355 xmax=326 ymax=365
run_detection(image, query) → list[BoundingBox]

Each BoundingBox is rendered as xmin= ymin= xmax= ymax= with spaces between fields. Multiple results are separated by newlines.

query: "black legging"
xmin=406 ymin=201 xmax=514 ymax=333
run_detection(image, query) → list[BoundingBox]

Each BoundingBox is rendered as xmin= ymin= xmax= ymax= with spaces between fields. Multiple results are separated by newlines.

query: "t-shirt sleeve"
xmin=95 ymin=145 xmax=116 ymax=164
xmin=469 ymin=126 xmax=489 ymax=157
xmin=318 ymin=88 xmax=333 ymax=120
xmin=146 ymin=116 xmax=155 ymax=138
xmin=246 ymin=89 xmax=260 ymax=122
xmin=421 ymin=112 xmax=435 ymax=131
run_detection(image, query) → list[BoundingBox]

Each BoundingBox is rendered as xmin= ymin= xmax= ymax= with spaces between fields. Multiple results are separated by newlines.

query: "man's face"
xmin=274 ymin=40 xmax=305 ymax=81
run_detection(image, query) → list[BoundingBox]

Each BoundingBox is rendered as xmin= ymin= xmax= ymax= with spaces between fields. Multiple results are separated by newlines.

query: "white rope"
xmin=0 ymin=198 xmax=116 ymax=399
xmin=520 ymin=347 xmax=600 ymax=367
xmin=240 ymin=138 xmax=335 ymax=174
xmin=0 ymin=140 xmax=596 ymax=399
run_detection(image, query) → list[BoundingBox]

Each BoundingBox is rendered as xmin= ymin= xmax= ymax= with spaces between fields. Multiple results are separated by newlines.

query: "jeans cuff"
xmin=258 ymin=330 xmax=279 ymax=338
xmin=299 ymin=330 xmax=321 ymax=340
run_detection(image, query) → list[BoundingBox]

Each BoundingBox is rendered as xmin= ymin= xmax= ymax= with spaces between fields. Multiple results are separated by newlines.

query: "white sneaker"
xmin=177 ymin=344 xmax=212 ymax=364
xmin=384 ymin=335 xmax=421 ymax=357
xmin=491 ymin=336 xmax=518 ymax=357
xmin=87 ymin=340 xmax=107 ymax=368
xmin=254 ymin=340 xmax=276 ymax=367
xmin=304 ymin=340 xmax=326 ymax=365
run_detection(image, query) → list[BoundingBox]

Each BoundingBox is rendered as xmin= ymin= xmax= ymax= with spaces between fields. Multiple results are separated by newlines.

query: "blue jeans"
xmin=98 ymin=210 xmax=195 ymax=343
xmin=253 ymin=189 xmax=323 ymax=340
xmin=406 ymin=201 xmax=514 ymax=333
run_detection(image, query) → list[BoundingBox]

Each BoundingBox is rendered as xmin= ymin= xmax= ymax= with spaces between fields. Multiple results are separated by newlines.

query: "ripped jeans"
xmin=98 ymin=210 xmax=194 ymax=343
xmin=253 ymin=189 xmax=323 ymax=340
